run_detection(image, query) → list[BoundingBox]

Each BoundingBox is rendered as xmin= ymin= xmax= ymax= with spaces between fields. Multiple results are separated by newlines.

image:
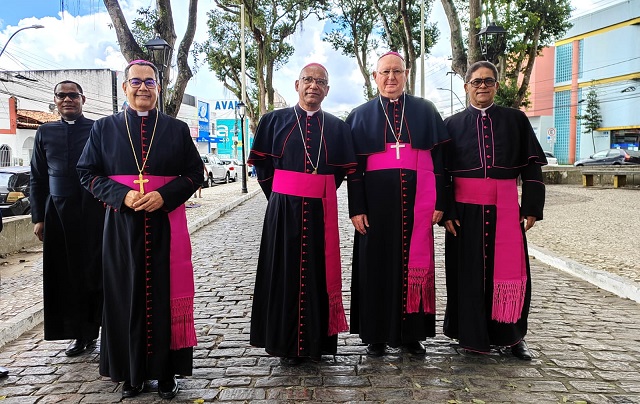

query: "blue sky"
xmin=0 ymin=0 xmax=604 ymax=116
xmin=0 ymin=0 xmax=107 ymax=26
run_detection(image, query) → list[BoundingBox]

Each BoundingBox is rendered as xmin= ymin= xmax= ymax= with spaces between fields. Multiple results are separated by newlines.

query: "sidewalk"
xmin=1 ymin=181 xmax=639 ymax=402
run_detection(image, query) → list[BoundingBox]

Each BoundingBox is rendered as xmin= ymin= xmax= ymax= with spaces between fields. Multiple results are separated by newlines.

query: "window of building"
xmin=555 ymin=44 xmax=573 ymax=83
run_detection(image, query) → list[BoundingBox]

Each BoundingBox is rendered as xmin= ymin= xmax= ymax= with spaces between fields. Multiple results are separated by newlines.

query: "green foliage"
xmin=576 ymin=85 xmax=602 ymax=133
xmin=495 ymin=79 xmax=530 ymax=109
xmin=131 ymin=7 xmax=158 ymax=60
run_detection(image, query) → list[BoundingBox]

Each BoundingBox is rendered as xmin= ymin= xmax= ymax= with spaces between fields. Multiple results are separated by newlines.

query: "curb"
xmin=187 ymin=188 xmax=261 ymax=234
xmin=529 ymin=243 xmax=640 ymax=304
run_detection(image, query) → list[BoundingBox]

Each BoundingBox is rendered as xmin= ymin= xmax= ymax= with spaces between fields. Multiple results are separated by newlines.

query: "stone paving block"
xmin=223 ymin=365 xmax=271 ymax=377
xmin=254 ymin=375 xmax=301 ymax=387
xmin=568 ymin=380 xmax=619 ymax=393
xmin=217 ymin=388 xmax=266 ymax=401
xmin=526 ymin=380 xmax=569 ymax=392
xmin=323 ymin=375 xmax=370 ymax=387
xmin=264 ymin=386 xmax=314 ymax=401
xmin=314 ymin=387 xmax=366 ymax=401
xmin=363 ymin=387 xmax=414 ymax=401
xmin=208 ymin=376 xmax=252 ymax=388
xmin=542 ymin=367 xmax=594 ymax=379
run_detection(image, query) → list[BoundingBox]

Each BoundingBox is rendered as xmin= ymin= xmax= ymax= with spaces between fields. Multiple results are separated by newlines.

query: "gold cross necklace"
xmin=124 ymin=109 xmax=159 ymax=194
xmin=379 ymin=93 xmax=406 ymax=159
xmin=294 ymin=106 xmax=324 ymax=174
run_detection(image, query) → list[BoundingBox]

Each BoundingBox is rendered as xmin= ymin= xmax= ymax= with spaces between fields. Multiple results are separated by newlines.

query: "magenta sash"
xmin=453 ymin=177 xmax=526 ymax=324
xmin=366 ymin=144 xmax=436 ymax=314
xmin=272 ymin=169 xmax=348 ymax=335
xmin=110 ymin=175 xmax=197 ymax=349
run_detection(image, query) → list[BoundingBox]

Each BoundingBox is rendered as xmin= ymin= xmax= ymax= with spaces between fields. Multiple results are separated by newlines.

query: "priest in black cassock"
xmin=30 ymin=80 xmax=104 ymax=357
xmin=346 ymin=52 xmax=450 ymax=357
xmin=442 ymin=61 xmax=546 ymax=361
xmin=77 ymin=60 xmax=201 ymax=400
xmin=248 ymin=63 xmax=357 ymax=365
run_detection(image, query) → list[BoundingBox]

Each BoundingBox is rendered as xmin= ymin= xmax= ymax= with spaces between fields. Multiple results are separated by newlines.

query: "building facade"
xmin=553 ymin=1 xmax=640 ymax=164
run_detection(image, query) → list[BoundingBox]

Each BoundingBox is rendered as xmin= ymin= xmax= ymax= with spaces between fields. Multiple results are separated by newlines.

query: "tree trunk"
xmin=439 ymin=0 xmax=467 ymax=77
xmin=103 ymin=0 xmax=144 ymax=62
xmin=164 ymin=0 xmax=197 ymax=117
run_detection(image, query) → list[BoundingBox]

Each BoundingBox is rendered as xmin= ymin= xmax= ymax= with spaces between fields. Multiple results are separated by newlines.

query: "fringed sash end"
xmin=170 ymin=296 xmax=197 ymax=350
xmin=406 ymin=267 xmax=435 ymax=314
xmin=328 ymin=291 xmax=348 ymax=335
xmin=491 ymin=279 xmax=526 ymax=324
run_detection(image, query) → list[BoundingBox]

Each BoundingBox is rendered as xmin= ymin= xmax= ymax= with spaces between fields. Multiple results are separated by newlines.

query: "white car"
xmin=544 ymin=151 xmax=558 ymax=166
xmin=219 ymin=158 xmax=240 ymax=182
xmin=201 ymin=154 xmax=228 ymax=186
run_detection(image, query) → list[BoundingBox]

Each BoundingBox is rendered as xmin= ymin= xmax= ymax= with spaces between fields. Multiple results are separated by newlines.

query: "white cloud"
xmin=1 ymin=0 xmax=597 ymax=116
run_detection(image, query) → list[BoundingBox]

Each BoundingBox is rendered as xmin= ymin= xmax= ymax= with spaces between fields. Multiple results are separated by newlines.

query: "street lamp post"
xmin=144 ymin=36 xmax=172 ymax=113
xmin=238 ymin=101 xmax=248 ymax=194
xmin=0 ymin=25 xmax=45 ymax=59
xmin=476 ymin=22 xmax=507 ymax=65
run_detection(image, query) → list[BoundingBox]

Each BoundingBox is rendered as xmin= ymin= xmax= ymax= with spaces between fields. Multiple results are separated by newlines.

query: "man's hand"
xmin=123 ymin=190 xmax=143 ymax=209
xmin=432 ymin=210 xmax=443 ymax=225
xmin=351 ymin=214 xmax=369 ymax=235
xmin=521 ymin=216 xmax=537 ymax=231
xmin=34 ymin=222 xmax=44 ymax=241
xmin=444 ymin=219 xmax=460 ymax=236
xmin=132 ymin=191 xmax=164 ymax=212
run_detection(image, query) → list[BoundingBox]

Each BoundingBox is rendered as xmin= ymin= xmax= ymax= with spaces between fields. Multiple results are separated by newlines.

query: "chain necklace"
xmin=294 ymin=106 xmax=324 ymax=174
xmin=379 ymin=93 xmax=406 ymax=159
xmin=124 ymin=109 xmax=159 ymax=194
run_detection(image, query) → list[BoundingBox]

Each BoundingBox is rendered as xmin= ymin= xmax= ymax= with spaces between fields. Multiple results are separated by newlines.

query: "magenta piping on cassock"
xmin=109 ymin=174 xmax=197 ymax=349
xmin=366 ymin=144 xmax=436 ymax=314
xmin=271 ymin=169 xmax=348 ymax=335
xmin=453 ymin=177 xmax=527 ymax=323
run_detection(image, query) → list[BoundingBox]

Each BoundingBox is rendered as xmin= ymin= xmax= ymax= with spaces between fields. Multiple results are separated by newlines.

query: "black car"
xmin=0 ymin=166 xmax=31 ymax=217
xmin=574 ymin=148 xmax=640 ymax=166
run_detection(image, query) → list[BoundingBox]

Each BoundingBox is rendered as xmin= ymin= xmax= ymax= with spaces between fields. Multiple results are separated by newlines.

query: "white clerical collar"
xmin=470 ymin=103 xmax=494 ymax=116
xmin=297 ymin=104 xmax=320 ymax=116
xmin=63 ymin=119 xmax=76 ymax=124
xmin=136 ymin=110 xmax=150 ymax=117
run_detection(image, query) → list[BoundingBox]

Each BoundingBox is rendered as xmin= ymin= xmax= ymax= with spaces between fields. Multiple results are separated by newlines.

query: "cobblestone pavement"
xmin=1 ymin=181 xmax=640 ymax=403
xmin=525 ymin=185 xmax=640 ymax=283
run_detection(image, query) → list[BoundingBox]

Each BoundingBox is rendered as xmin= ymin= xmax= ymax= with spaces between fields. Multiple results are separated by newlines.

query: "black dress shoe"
xmin=366 ymin=343 xmax=386 ymax=357
xmin=511 ymin=340 xmax=532 ymax=360
xmin=158 ymin=376 xmax=179 ymax=399
xmin=65 ymin=339 xmax=94 ymax=357
xmin=122 ymin=381 xmax=144 ymax=398
xmin=403 ymin=341 xmax=426 ymax=355
xmin=0 ymin=366 xmax=8 ymax=378
xmin=280 ymin=357 xmax=303 ymax=366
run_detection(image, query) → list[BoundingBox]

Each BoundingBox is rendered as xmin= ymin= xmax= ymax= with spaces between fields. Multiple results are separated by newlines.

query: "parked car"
xmin=573 ymin=148 xmax=640 ymax=166
xmin=201 ymin=154 xmax=228 ymax=185
xmin=0 ymin=166 xmax=31 ymax=217
xmin=544 ymin=151 xmax=558 ymax=166
xmin=220 ymin=158 xmax=241 ymax=181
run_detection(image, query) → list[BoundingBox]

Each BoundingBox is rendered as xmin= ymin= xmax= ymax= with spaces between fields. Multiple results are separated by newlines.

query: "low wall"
xmin=542 ymin=166 xmax=640 ymax=186
xmin=0 ymin=215 xmax=40 ymax=256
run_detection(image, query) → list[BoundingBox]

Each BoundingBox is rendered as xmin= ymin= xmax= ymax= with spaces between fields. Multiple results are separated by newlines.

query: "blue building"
xmin=553 ymin=1 xmax=640 ymax=164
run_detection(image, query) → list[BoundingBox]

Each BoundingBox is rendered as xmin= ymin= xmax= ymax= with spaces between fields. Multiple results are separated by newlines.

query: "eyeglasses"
xmin=300 ymin=76 xmax=328 ymax=87
xmin=377 ymin=69 xmax=405 ymax=77
xmin=54 ymin=92 xmax=82 ymax=100
xmin=127 ymin=78 xmax=158 ymax=88
xmin=467 ymin=78 xmax=497 ymax=88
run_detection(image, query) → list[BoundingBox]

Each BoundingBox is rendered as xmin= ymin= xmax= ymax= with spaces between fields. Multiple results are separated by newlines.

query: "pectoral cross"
xmin=391 ymin=140 xmax=405 ymax=159
xmin=134 ymin=173 xmax=149 ymax=194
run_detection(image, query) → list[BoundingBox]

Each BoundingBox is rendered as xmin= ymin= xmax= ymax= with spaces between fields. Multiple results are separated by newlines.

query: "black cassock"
xmin=346 ymin=94 xmax=449 ymax=346
xmin=30 ymin=116 xmax=104 ymax=341
xmin=248 ymin=105 xmax=356 ymax=359
xmin=442 ymin=104 xmax=546 ymax=353
xmin=77 ymin=108 xmax=201 ymax=385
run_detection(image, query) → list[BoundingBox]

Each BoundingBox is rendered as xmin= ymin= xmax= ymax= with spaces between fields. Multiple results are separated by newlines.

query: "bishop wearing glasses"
xmin=346 ymin=52 xmax=450 ymax=357
xmin=30 ymin=80 xmax=105 ymax=358
xmin=441 ymin=61 xmax=547 ymax=360
xmin=78 ymin=60 xmax=202 ymax=399
xmin=248 ymin=63 xmax=356 ymax=365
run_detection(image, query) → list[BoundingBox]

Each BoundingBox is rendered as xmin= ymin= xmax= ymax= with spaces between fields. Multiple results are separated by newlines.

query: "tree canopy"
xmin=103 ymin=0 xmax=198 ymax=117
